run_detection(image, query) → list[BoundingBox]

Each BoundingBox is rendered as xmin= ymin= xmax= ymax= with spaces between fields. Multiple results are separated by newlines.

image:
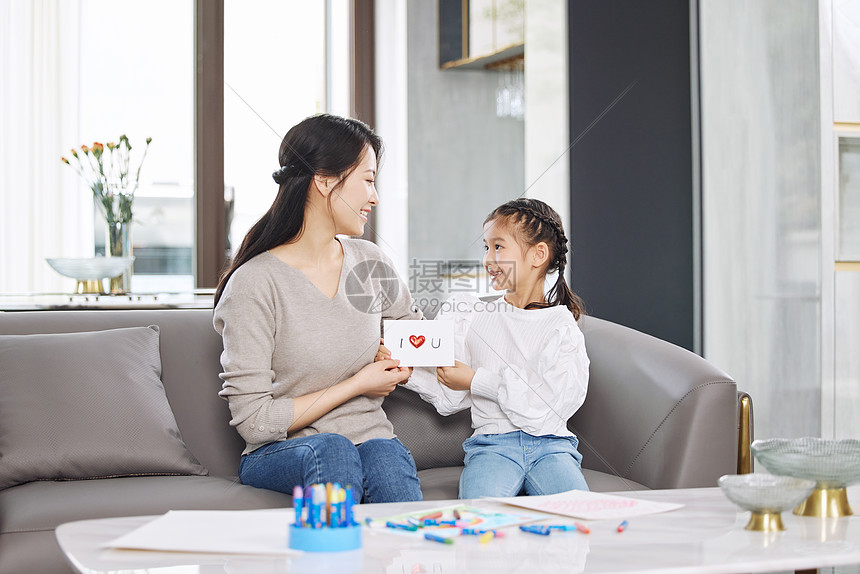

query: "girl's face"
xmin=329 ymin=146 xmax=378 ymax=236
xmin=482 ymin=219 xmax=529 ymax=292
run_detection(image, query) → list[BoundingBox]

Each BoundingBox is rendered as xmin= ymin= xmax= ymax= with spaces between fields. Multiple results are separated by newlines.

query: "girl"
xmin=403 ymin=198 xmax=590 ymax=498
xmin=214 ymin=114 xmax=423 ymax=503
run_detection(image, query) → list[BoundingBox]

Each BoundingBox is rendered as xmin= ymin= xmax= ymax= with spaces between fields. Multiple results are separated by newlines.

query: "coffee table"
xmin=56 ymin=486 xmax=860 ymax=573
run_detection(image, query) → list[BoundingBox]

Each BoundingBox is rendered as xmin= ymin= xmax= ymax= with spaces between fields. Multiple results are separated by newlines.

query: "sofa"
xmin=0 ymin=308 xmax=749 ymax=574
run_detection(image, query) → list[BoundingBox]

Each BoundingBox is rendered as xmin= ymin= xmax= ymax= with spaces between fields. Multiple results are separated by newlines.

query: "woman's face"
xmin=330 ymin=146 xmax=378 ymax=236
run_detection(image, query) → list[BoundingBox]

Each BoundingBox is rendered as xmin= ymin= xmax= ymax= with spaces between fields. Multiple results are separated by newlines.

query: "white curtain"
xmin=0 ymin=0 xmax=90 ymax=294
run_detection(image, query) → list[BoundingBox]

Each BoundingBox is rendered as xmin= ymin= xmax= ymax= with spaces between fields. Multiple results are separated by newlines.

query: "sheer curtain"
xmin=701 ymin=0 xmax=821 ymax=440
xmin=0 ymin=0 xmax=90 ymax=293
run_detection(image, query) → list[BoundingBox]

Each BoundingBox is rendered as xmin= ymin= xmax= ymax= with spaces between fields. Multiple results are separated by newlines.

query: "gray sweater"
xmin=213 ymin=238 xmax=422 ymax=454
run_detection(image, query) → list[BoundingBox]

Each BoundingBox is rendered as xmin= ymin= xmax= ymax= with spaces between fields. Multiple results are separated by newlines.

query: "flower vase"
xmin=105 ymin=220 xmax=133 ymax=294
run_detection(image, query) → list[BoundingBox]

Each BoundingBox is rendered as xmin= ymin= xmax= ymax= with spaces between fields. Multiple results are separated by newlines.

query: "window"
xmin=80 ymin=0 xmax=195 ymax=292
xmin=224 ymin=0 xmax=349 ymax=253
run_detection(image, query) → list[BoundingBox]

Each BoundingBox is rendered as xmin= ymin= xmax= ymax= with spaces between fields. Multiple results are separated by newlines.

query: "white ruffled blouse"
xmin=405 ymin=293 xmax=589 ymax=438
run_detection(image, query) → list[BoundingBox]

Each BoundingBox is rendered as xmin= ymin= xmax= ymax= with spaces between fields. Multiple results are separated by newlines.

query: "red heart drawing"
xmin=409 ymin=335 xmax=426 ymax=349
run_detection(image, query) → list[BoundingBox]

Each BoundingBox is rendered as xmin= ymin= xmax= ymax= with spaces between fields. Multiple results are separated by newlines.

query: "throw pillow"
xmin=0 ymin=325 xmax=207 ymax=490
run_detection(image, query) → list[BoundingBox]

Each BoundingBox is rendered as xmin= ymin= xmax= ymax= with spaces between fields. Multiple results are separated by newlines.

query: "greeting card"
xmin=383 ymin=320 xmax=454 ymax=367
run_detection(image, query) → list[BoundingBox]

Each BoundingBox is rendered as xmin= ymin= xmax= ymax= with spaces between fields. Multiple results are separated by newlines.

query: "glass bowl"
xmin=46 ymin=257 xmax=134 ymax=281
xmin=718 ymin=474 xmax=816 ymax=514
xmin=719 ymin=474 xmax=816 ymax=531
xmin=751 ymin=438 xmax=860 ymax=488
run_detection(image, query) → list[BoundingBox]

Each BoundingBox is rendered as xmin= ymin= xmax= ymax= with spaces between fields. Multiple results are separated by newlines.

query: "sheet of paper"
xmin=492 ymin=489 xmax=684 ymax=521
xmin=383 ymin=320 xmax=454 ymax=367
xmin=104 ymin=510 xmax=301 ymax=555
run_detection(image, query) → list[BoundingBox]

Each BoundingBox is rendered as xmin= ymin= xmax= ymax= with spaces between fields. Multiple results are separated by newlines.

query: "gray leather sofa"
xmin=0 ymin=309 xmax=748 ymax=574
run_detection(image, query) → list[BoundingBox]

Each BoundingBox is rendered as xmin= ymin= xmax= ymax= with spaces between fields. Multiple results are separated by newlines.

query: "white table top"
xmin=56 ymin=486 xmax=860 ymax=574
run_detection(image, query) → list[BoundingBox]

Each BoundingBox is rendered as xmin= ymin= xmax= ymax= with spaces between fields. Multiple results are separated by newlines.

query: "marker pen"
xmin=519 ymin=525 xmax=551 ymax=536
xmin=345 ymin=486 xmax=355 ymax=525
xmin=325 ymin=482 xmax=333 ymax=526
xmin=386 ymin=521 xmax=418 ymax=532
xmin=330 ymin=487 xmax=341 ymax=527
xmin=293 ymin=485 xmax=304 ymax=527
xmin=332 ymin=483 xmax=343 ymax=527
xmin=312 ymin=485 xmax=326 ymax=528
xmin=424 ymin=533 xmax=455 ymax=545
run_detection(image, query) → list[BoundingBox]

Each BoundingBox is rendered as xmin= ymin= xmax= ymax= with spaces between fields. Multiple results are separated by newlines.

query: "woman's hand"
xmin=374 ymin=339 xmax=412 ymax=382
xmin=290 ymin=358 xmax=408 ymax=431
xmin=352 ymin=359 xmax=411 ymax=397
xmin=436 ymin=360 xmax=475 ymax=391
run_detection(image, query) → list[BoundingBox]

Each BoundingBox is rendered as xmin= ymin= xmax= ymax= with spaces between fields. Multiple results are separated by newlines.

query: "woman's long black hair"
xmin=484 ymin=198 xmax=585 ymax=319
xmin=214 ymin=114 xmax=383 ymax=306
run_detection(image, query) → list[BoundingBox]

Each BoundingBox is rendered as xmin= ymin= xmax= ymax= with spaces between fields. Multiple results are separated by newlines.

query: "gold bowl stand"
xmin=794 ymin=486 xmax=853 ymax=518
xmin=746 ymin=511 xmax=786 ymax=532
xmin=75 ymin=279 xmax=104 ymax=294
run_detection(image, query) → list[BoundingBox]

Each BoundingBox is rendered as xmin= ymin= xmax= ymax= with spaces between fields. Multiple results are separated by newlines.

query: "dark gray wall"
xmin=569 ymin=0 xmax=697 ymax=351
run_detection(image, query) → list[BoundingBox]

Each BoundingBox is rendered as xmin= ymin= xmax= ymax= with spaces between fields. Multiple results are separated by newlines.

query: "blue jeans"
xmin=459 ymin=431 xmax=589 ymax=499
xmin=238 ymin=433 xmax=422 ymax=503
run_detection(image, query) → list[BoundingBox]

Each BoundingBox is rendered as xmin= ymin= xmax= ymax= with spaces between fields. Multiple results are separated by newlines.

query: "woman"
xmin=213 ymin=114 xmax=422 ymax=503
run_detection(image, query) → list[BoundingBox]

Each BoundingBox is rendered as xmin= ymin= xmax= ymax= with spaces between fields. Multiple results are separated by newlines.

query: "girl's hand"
xmin=374 ymin=338 xmax=392 ymax=362
xmin=353 ymin=359 xmax=411 ymax=398
xmin=436 ymin=360 xmax=475 ymax=391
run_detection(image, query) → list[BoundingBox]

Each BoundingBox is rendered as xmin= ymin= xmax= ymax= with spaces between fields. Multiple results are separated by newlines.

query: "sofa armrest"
xmin=570 ymin=316 xmax=739 ymax=490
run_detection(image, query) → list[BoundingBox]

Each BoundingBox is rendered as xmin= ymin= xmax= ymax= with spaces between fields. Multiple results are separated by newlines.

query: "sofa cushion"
xmin=0 ymin=326 xmax=207 ymax=490
xmin=0 ymin=531 xmax=70 ymax=574
xmin=0 ymin=476 xmax=292 ymax=533
xmin=383 ymin=387 xmax=473 ymax=471
xmin=416 ymin=466 xmax=647 ymax=501
xmin=582 ymin=469 xmax=648 ymax=492
xmin=416 ymin=466 xmax=462 ymax=501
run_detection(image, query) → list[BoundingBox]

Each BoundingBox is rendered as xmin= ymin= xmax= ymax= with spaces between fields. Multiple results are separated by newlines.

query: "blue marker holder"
xmin=288 ymin=523 xmax=362 ymax=552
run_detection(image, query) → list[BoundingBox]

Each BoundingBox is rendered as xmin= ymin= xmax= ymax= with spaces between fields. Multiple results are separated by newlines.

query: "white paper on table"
xmin=383 ymin=320 xmax=454 ymax=367
xmin=104 ymin=510 xmax=301 ymax=555
xmin=492 ymin=489 xmax=684 ymax=521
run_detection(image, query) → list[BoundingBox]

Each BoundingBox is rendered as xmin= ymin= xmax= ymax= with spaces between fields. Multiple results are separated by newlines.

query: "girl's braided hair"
xmin=484 ymin=198 xmax=585 ymax=319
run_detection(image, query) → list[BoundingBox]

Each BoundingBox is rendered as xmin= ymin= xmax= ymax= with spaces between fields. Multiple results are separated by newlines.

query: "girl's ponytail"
xmin=546 ymin=235 xmax=585 ymax=319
